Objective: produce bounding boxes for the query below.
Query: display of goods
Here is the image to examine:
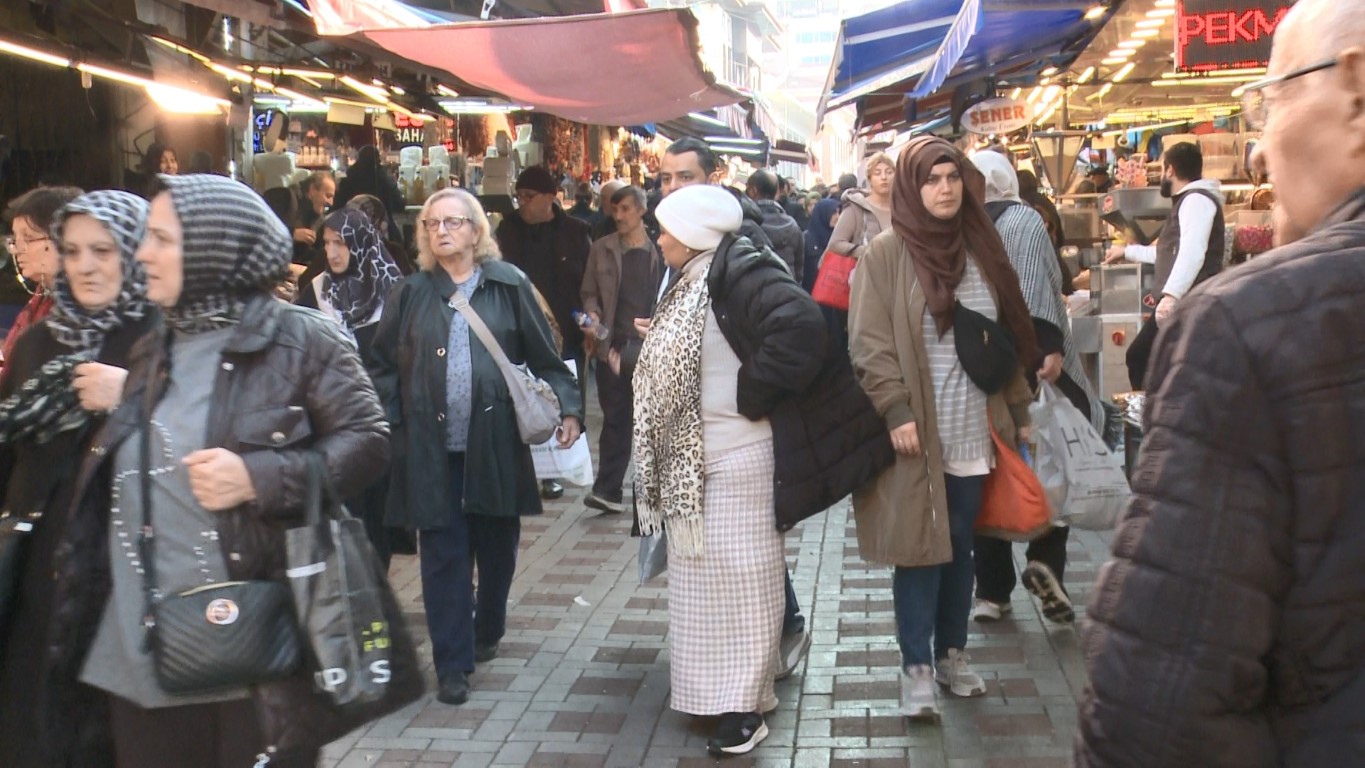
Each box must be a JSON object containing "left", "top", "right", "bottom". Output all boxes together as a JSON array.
[{"left": 1235, "top": 225, "right": 1274, "bottom": 255}]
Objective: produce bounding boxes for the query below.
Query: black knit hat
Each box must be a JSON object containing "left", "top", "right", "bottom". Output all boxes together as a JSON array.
[{"left": 515, "top": 165, "right": 558, "bottom": 195}]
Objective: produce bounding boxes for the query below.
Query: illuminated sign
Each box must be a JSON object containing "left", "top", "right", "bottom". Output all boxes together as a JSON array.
[
  {"left": 1176, "top": 0, "right": 1294, "bottom": 72},
  {"left": 962, "top": 97, "right": 1030, "bottom": 135}
]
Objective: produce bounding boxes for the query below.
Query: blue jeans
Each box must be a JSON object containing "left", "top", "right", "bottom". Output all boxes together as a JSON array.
[
  {"left": 419, "top": 453, "right": 521, "bottom": 680},
  {"left": 892, "top": 473, "right": 984, "bottom": 667}
]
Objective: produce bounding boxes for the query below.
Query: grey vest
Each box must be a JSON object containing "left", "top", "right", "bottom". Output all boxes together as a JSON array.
[{"left": 1154, "top": 187, "right": 1225, "bottom": 298}]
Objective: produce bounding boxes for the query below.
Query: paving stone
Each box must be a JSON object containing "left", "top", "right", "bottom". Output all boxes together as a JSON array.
[{"left": 327, "top": 381, "right": 1118, "bottom": 766}]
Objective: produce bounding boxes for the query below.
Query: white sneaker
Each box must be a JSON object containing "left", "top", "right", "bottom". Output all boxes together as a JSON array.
[
  {"left": 900, "top": 664, "right": 940, "bottom": 721},
  {"left": 972, "top": 598, "right": 1012, "bottom": 622},
  {"left": 935, "top": 649, "right": 987, "bottom": 698}
]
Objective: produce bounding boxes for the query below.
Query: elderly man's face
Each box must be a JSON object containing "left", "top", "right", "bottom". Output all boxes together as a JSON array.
[{"left": 1260, "top": 10, "right": 1365, "bottom": 235}]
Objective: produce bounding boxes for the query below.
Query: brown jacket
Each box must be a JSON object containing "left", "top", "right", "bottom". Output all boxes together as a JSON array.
[
  {"left": 848, "top": 230, "right": 1032, "bottom": 567},
  {"left": 579, "top": 232, "right": 662, "bottom": 362},
  {"left": 829, "top": 190, "right": 891, "bottom": 260}
]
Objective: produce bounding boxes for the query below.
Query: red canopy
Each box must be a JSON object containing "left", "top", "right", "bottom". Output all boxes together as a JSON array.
[{"left": 312, "top": 2, "right": 743, "bottom": 125}]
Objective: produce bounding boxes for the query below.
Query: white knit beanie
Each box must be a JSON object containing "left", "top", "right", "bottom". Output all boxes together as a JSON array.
[{"left": 655, "top": 184, "right": 743, "bottom": 252}]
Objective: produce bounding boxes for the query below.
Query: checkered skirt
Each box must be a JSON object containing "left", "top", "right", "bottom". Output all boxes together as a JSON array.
[{"left": 666, "top": 438, "right": 784, "bottom": 715}]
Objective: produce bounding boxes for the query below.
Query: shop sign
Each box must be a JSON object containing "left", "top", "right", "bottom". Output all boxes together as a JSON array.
[
  {"left": 1176, "top": 0, "right": 1293, "bottom": 72},
  {"left": 393, "top": 114, "right": 426, "bottom": 146},
  {"left": 961, "top": 98, "right": 1029, "bottom": 135}
]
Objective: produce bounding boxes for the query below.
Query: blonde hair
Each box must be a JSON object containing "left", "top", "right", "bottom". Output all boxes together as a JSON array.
[
  {"left": 415, "top": 188, "right": 501, "bottom": 271},
  {"left": 866, "top": 152, "right": 895, "bottom": 176}
]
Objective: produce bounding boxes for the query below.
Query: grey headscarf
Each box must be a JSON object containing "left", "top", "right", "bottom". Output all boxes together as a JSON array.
[
  {"left": 156, "top": 174, "right": 292, "bottom": 334},
  {"left": 45, "top": 190, "right": 152, "bottom": 357}
]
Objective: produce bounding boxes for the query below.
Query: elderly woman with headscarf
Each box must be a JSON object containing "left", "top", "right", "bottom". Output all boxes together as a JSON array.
[
  {"left": 635, "top": 185, "right": 892, "bottom": 757},
  {"left": 370, "top": 188, "right": 582, "bottom": 708},
  {"left": 848, "top": 136, "right": 1037, "bottom": 723},
  {"left": 966, "top": 151, "right": 1105, "bottom": 629},
  {"left": 49, "top": 174, "right": 418, "bottom": 767},
  {"left": 0, "top": 190, "right": 158, "bottom": 767},
  {"left": 2, "top": 186, "right": 84, "bottom": 365}
]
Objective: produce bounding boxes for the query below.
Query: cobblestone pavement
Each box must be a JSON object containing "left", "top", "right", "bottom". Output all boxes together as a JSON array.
[{"left": 325, "top": 394, "right": 1112, "bottom": 768}]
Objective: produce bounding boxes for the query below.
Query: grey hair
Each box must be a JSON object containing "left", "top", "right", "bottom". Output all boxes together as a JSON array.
[
  {"left": 415, "top": 188, "right": 501, "bottom": 271},
  {"left": 1282, "top": 0, "right": 1365, "bottom": 61}
]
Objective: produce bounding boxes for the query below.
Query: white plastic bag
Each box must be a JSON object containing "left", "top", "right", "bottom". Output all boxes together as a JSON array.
[
  {"left": 1029, "top": 382, "right": 1130, "bottom": 530},
  {"left": 637, "top": 529, "right": 667, "bottom": 585},
  {"left": 531, "top": 432, "right": 594, "bottom": 486}
]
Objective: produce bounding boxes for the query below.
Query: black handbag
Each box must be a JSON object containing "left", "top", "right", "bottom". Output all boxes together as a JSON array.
[
  {"left": 0, "top": 512, "right": 39, "bottom": 643},
  {"left": 286, "top": 454, "right": 395, "bottom": 706},
  {"left": 138, "top": 419, "right": 303, "bottom": 695},
  {"left": 953, "top": 301, "right": 1018, "bottom": 395}
]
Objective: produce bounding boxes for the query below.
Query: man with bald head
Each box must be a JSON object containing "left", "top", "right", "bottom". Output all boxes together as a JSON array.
[
  {"left": 590, "top": 179, "right": 627, "bottom": 242},
  {"left": 1075, "top": 2, "right": 1365, "bottom": 765}
]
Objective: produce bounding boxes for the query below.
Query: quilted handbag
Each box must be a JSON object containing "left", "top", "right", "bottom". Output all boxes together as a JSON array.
[{"left": 138, "top": 419, "right": 302, "bottom": 695}]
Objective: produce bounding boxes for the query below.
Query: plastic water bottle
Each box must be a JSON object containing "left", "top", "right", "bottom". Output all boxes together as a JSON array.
[{"left": 573, "top": 311, "right": 610, "bottom": 341}]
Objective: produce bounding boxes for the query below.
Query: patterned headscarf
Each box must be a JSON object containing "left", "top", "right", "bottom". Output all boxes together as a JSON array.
[
  {"left": 46, "top": 190, "right": 152, "bottom": 357},
  {"left": 321, "top": 208, "right": 403, "bottom": 329},
  {"left": 156, "top": 174, "right": 291, "bottom": 334}
]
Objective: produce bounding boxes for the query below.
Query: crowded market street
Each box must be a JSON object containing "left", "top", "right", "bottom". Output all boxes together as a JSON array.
[{"left": 322, "top": 395, "right": 1098, "bottom": 768}]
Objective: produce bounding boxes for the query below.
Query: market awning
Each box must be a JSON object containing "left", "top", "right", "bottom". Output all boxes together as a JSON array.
[
  {"left": 310, "top": 0, "right": 744, "bottom": 125},
  {"left": 819, "top": 0, "right": 1110, "bottom": 122}
]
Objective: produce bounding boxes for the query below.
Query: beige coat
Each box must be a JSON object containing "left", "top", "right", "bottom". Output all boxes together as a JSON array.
[{"left": 848, "top": 230, "right": 1033, "bottom": 568}]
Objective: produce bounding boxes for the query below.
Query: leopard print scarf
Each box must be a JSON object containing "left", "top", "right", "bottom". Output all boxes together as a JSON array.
[{"left": 633, "top": 258, "right": 710, "bottom": 557}]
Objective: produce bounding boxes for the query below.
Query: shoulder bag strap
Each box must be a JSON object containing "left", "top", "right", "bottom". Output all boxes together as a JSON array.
[
  {"left": 449, "top": 291, "right": 525, "bottom": 396},
  {"left": 137, "top": 399, "right": 159, "bottom": 650}
]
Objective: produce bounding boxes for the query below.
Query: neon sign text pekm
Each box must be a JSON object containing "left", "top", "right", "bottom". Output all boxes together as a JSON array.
[{"left": 1175, "top": 1, "right": 1292, "bottom": 72}]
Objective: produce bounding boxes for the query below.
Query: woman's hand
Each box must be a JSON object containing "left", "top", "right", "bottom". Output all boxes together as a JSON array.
[
  {"left": 607, "top": 347, "right": 622, "bottom": 376},
  {"left": 1018, "top": 425, "right": 1034, "bottom": 443},
  {"left": 1038, "top": 353, "right": 1063, "bottom": 384},
  {"left": 183, "top": 448, "right": 258, "bottom": 511},
  {"left": 890, "top": 422, "right": 921, "bottom": 457},
  {"left": 293, "top": 228, "right": 316, "bottom": 245},
  {"left": 633, "top": 317, "right": 651, "bottom": 339},
  {"left": 72, "top": 362, "right": 128, "bottom": 413},
  {"left": 557, "top": 416, "right": 583, "bottom": 449}
]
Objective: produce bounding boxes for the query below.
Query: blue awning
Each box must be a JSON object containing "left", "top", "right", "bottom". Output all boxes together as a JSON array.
[{"left": 819, "top": 0, "right": 1106, "bottom": 121}]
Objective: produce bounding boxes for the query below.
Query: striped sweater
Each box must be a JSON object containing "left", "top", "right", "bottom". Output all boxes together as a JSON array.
[{"left": 923, "top": 257, "right": 994, "bottom": 473}]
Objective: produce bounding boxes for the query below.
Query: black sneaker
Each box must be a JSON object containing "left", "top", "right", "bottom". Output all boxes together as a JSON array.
[
  {"left": 539, "top": 480, "right": 564, "bottom": 500},
  {"left": 706, "top": 712, "right": 768, "bottom": 757},
  {"left": 1022, "top": 560, "right": 1075, "bottom": 624},
  {"left": 584, "top": 492, "right": 626, "bottom": 514},
  {"left": 475, "top": 642, "right": 499, "bottom": 663}
]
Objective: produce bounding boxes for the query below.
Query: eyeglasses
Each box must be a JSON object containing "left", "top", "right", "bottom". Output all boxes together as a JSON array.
[
  {"left": 3, "top": 235, "right": 50, "bottom": 252},
  {"left": 1239, "top": 58, "right": 1338, "bottom": 130},
  {"left": 421, "top": 216, "right": 471, "bottom": 233}
]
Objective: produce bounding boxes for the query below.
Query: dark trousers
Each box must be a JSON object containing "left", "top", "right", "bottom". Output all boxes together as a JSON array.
[
  {"left": 1126, "top": 316, "right": 1160, "bottom": 391},
  {"left": 351, "top": 472, "right": 393, "bottom": 569},
  {"left": 592, "top": 362, "right": 634, "bottom": 500},
  {"left": 893, "top": 474, "right": 982, "bottom": 666},
  {"left": 420, "top": 453, "right": 522, "bottom": 680},
  {"left": 109, "top": 696, "right": 318, "bottom": 767},
  {"left": 974, "top": 524, "right": 1070, "bottom": 604}
]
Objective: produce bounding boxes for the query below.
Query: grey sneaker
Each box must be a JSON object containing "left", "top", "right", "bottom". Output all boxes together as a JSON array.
[
  {"left": 935, "top": 649, "right": 986, "bottom": 698},
  {"left": 1022, "top": 560, "right": 1075, "bottom": 624},
  {"left": 900, "top": 664, "right": 940, "bottom": 721},
  {"left": 584, "top": 492, "right": 626, "bottom": 514},
  {"left": 775, "top": 630, "right": 811, "bottom": 680}
]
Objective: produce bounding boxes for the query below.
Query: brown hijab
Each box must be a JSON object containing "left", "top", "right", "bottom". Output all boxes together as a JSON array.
[{"left": 891, "top": 136, "right": 1037, "bottom": 367}]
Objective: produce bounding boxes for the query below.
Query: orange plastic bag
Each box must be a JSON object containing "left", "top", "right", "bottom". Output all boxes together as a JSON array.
[{"left": 976, "top": 424, "right": 1052, "bottom": 542}]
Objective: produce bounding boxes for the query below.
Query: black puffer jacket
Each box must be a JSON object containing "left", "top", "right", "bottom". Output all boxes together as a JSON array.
[
  {"left": 754, "top": 198, "right": 805, "bottom": 284},
  {"left": 1077, "top": 188, "right": 1365, "bottom": 768},
  {"left": 49, "top": 296, "right": 422, "bottom": 759},
  {"left": 707, "top": 235, "right": 894, "bottom": 530}
]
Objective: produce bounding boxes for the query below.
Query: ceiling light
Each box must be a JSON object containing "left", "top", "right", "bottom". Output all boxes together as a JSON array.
[
  {"left": 1146, "top": 8, "right": 1175, "bottom": 17},
  {"left": 340, "top": 75, "right": 390, "bottom": 104},
  {"left": 1108, "top": 49, "right": 1136, "bottom": 57},
  {"left": 1076, "top": 66, "right": 1096, "bottom": 83},
  {"left": 1084, "top": 5, "right": 1106, "bottom": 20},
  {"left": 1152, "top": 75, "right": 1265, "bottom": 86},
  {"left": 1084, "top": 83, "right": 1114, "bottom": 101},
  {"left": 1101, "top": 57, "right": 1128, "bottom": 65},
  {"left": 1132, "top": 29, "right": 1160, "bottom": 38},
  {"left": 1118, "top": 39, "right": 1147, "bottom": 49},
  {"left": 145, "top": 82, "right": 228, "bottom": 114},
  {"left": 1009, "top": 87, "right": 1022, "bottom": 99},
  {"left": 1112, "top": 62, "right": 1137, "bottom": 82},
  {"left": 1041, "top": 66, "right": 1058, "bottom": 77},
  {"left": 1154, "top": 0, "right": 1175, "bottom": 6},
  {"left": 1042, "top": 85, "right": 1061, "bottom": 103},
  {"left": 1026, "top": 86, "right": 1043, "bottom": 104},
  {"left": 1135, "top": 18, "right": 1166, "bottom": 28},
  {"left": 437, "top": 84, "right": 461, "bottom": 98},
  {"left": 0, "top": 38, "right": 72, "bottom": 68}
]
